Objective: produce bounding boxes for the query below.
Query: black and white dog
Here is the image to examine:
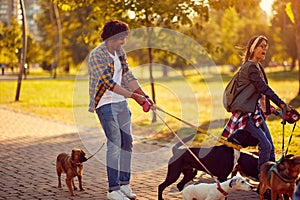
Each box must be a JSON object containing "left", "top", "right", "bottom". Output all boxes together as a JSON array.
[{"left": 158, "top": 135, "right": 258, "bottom": 200}]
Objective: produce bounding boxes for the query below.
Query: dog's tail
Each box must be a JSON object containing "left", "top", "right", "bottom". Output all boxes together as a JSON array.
[{"left": 172, "top": 134, "right": 195, "bottom": 154}]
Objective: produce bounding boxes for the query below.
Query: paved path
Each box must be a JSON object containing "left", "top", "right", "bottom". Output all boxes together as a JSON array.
[{"left": 0, "top": 106, "right": 260, "bottom": 199}]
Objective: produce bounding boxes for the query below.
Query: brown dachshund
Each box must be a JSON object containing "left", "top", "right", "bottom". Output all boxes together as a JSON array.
[
  {"left": 56, "top": 148, "right": 87, "bottom": 196},
  {"left": 259, "top": 154, "right": 300, "bottom": 200}
]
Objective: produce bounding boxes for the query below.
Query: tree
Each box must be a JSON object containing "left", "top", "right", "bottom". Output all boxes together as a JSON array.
[
  {"left": 36, "top": 1, "right": 56, "bottom": 73},
  {"left": 192, "top": 3, "right": 269, "bottom": 67},
  {"left": 0, "top": 18, "right": 22, "bottom": 69},
  {"left": 271, "top": 0, "right": 297, "bottom": 69},
  {"left": 36, "top": 0, "right": 93, "bottom": 74},
  {"left": 15, "top": 0, "right": 27, "bottom": 101},
  {"left": 54, "top": 0, "right": 211, "bottom": 121},
  {"left": 291, "top": 0, "right": 300, "bottom": 94}
]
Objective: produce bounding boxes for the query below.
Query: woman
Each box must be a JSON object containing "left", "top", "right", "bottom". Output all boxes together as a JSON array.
[{"left": 222, "top": 35, "right": 291, "bottom": 171}]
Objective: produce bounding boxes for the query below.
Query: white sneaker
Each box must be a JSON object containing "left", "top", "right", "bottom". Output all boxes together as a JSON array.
[
  {"left": 107, "top": 190, "right": 130, "bottom": 200},
  {"left": 120, "top": 184, "right": 137, "bottom": 199}
]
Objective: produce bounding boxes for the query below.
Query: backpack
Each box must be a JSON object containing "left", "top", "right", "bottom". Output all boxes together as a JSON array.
[
  {"left": 223, "top": 72, "right": 239, "bottom": 112},
  {"left": 223, "top": 62, "right": 254, "bottom": 112}
]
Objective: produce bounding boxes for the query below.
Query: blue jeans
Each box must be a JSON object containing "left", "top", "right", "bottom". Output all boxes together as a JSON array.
[
  {"left": 294, "top": 183, "right": 300, "bottom": 200},
  {"left": 96, "top": 101, "right": 133, "bottom": 191},
  {"left": 244, "top": 115, "right": 275, "bottom": 170}
]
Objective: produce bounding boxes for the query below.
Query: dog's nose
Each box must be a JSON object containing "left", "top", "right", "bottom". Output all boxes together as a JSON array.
[
  {"left": 250, "top": 185, "right": 255, "bottom": 190},
  {"left": 81, "top": 156, "right": 88, "bottom": 162}
]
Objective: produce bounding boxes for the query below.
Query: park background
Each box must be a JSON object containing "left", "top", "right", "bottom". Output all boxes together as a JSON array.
[{"left": 1, "top": 0, "right": 300, "bottom": 156}]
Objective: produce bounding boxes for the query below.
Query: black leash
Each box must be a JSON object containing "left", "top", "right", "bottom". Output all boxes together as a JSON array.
[
  {"left": 281, "top": 107, "right": 286, "bottom": 158},
  {"left": 279, "top": 106, "right": 298, "bottom": 157},
  {"left": 86, "top": 142, "right": 105, "bottom": 161},
  {"left": 285, "top": 122, "right": 297, "bottom": 155}
]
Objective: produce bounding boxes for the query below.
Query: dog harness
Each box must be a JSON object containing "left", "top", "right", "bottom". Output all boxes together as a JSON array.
[{"left": 268, "top": 164, "right": 296, "bottom": 183}]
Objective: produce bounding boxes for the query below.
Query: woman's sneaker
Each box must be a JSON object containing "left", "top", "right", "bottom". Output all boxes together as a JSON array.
[
  {"left": 107, "top": 190, "right": 130, "bottom": 200},
  {"left": 120, "top": 185, "right": 137, "bottom": 199}
]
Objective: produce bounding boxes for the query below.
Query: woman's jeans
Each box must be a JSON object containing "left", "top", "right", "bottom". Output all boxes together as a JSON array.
[
  {"left": 294, "top": 183, "right": 300, "bottom": 200},
  {"left": 96, "top": 101, "right": 133, "bottom": 191},
  {"left": 244, "top": 116, "right": 275, "bottom": 170}
]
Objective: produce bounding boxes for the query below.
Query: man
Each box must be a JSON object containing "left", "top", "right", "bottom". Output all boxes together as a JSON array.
[{"left": 88, "top": 19, "right": 152, "bottom": 200}]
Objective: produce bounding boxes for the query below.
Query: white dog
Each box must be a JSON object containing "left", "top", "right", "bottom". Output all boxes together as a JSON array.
[{"left": 181, "top": 176, "right": 253, "bottom": 200}]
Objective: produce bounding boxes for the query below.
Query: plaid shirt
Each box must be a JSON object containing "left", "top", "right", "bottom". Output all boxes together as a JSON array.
[
  {"left": 222, "top": 105, "right": 263, "bottom": 138},
  {"left": 88, "top": 42, "right": 136, "bottom": 112}
]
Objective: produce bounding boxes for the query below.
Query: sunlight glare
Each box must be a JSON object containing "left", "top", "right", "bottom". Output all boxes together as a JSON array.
[
  {"left": 260, "top": 0, "right": 274, "bottom": 16},
  {"left": 128, "top": 10, "right": 136, "bottom": 19}
]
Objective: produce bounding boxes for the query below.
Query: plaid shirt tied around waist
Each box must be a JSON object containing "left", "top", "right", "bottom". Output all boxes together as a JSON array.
[
  {"left": 222, "top": 105, "right": 263, "bottom": 138},
  {"left": 88, "top": 43, "right": 136, "bottom": 112}
]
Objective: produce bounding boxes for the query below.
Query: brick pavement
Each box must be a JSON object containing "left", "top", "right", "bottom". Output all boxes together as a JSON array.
[{"left": 0, "top": 106, "right": 260, "bottom": 199}]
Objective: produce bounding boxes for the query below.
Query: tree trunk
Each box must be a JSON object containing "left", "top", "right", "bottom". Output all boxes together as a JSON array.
[
  {"left": 147, "top": 27, "right": 156, "bottom": 122},
  {"left": 15, "top": 0, "right": 27, "bottom": 101},
  {"left": 53, "top": 2, "right": 62, "bottom": 79},
  {"left": 49, "top": 1, "right": 62, "bottom": 79},
  {"left": 291, "top": 0, "right": 300, "bottom": 95}
]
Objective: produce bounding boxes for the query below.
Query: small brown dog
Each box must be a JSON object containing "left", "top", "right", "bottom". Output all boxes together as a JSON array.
[
  {"left": 259, "top": 154, "right": 300, "bottom": 200},
  {"left": 56, "top": 148, "right": 87, "bottom": 196}
]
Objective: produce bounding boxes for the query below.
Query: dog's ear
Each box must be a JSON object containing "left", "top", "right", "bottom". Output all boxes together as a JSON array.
[
  {"left": 291, "top": 155, "right": 300, "bottom": 164},
  {"left": 285, "top": 154, "right": 294, "bottom": 159},
  {"left": 229, "top": 177, "right": 238, "bottom": 188}
]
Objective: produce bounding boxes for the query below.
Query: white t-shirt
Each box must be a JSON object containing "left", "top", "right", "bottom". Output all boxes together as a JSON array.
[{"left": 96, "top": 51, "right": 125, "bottom": 108}]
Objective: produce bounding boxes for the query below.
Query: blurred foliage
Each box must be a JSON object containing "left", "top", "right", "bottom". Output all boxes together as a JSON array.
[
  {"left": 271, "top": 0, "right": 297, "bottom": 69},
  {"left": 1, "top": 0, "right": 300, "bottom": 75},
  {"left": 0, "top": 17, "right": 42, "bottom": 69},
  {"left": 0, "top": 18, "right": 22, "bottom": 65}
]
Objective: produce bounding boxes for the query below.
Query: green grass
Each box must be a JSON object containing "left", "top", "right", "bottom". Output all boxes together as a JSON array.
[
  {"left": 0, "top": 79, "right": 75, "bottom": 122},
  {"left": 1, "top": 66, "right": 299, "bottom": 156}
]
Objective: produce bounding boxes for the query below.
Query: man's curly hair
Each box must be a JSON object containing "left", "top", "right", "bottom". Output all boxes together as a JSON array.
[{"left": 101, "top": 19, "right": 130, "bottom": 41}]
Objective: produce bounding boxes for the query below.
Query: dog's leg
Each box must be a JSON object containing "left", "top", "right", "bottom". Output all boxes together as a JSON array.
[
  {"left": 259, "top": 183, "right": 266, "bottom": 200},
  {"left": 158, "top": 163, "right": 182, "bottom": 200},
  {"left": 271, "top": 191, "right": 278, "bottom": 200},
  {"left": 177, "top": 168, "right": 197, "bottom": 191},
  {"left": 56, "top": 165, "right": 62, "bottom": 188},
  {"left": 278, "top": 194, "right": 285, "bottom": 200},
  {"left": 285, "top": 193, "right": 292, "bottom": 200},
  {"left": 72, "top": 178, "right": 77, "bottom": 191},
  {"left": 66, "top": 176, "right": 75, "bottom": 196},
  {"left": 78, "top": 175, "right": 84, "bottom": 191}
]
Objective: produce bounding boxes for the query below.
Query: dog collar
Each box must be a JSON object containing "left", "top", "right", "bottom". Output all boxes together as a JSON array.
[{"left": 217, "top": 182, "right": 228, "bottom": 196}]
